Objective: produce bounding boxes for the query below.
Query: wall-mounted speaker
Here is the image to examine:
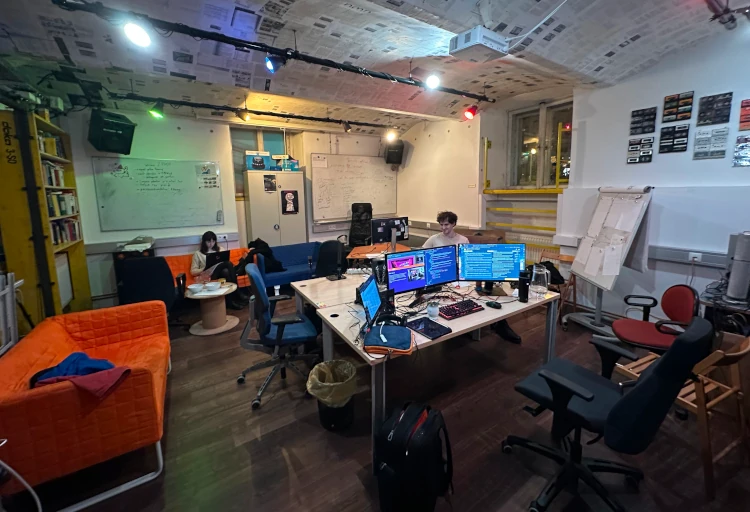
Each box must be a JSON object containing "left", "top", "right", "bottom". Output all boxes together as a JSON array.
[
  {"left": 384, "top": 140, "right": 405, "bottom": 165},
  {"left": 88, "top": 110, "right": 136, "bottom": 155}
]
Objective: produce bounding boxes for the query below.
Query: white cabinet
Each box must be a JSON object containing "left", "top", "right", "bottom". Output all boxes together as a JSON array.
[{"left": 245, "top": 171, "right": 307, "bottom": 246}]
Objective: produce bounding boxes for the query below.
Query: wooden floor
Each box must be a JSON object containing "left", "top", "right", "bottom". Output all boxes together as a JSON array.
[{"left": 5, "top": 298, "right": 750, "bottom": 512}]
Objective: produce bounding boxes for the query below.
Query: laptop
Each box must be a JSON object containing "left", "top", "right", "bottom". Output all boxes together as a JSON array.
[
  {"left": 360, "top": 274, "right": 382, "bottom": 329},
  {"left": 205, "top": 250, "right": 230, "bottom": 268},
  {"left": 405, "top": 317, "right": 452, "bottom": 340}
]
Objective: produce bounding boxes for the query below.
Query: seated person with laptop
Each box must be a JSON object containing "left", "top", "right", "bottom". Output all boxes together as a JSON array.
[
  {"left": 422, "top": 211, "right": 521, "bottom": 344},
  {"left": 191, "top": 231, "right": 247, "bottom": 309}
]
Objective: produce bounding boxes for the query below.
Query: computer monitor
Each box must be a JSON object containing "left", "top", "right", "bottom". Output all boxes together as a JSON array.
[
  {"left": 458, "top": 244, "right": 526, "bottom": 282},
  {"left": 385, "top": 246, "right": 458, "bottom": 295},
  {"left": 371, "top": 217, "right": 409, "bottom": 244},
  {"left": 360, "top": 275, "right": 382, "bottom": 328}
]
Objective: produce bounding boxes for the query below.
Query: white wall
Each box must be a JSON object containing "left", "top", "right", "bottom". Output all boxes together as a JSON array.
[
  {"left": 561, "top": 26, "right": 750, "bottom": 317},
  {"left": 398, "top": 119, "right": 483, "bottom": 228},
  {"left": 62, "top": 112, "right": 238, "bottom": 245}
]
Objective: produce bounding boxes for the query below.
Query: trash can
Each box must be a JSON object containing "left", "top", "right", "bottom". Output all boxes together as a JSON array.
[{"left": 307, "top": 360, "right": 357, "bottom": 431}]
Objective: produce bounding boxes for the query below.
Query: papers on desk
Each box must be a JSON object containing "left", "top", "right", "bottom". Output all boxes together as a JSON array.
[{"left": 190, "top": 288, "right": 227, "bottom": 298}]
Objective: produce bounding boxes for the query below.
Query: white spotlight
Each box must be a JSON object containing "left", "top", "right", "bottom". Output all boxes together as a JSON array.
[
  {"left": 124, "top": 22, "right": 151, "bottom": 47},
  {"left": 385, "top": 130, "right": 397, "bottom": 142},
  {"left": 425, "top": 74, "right": 440, "bottom": 89}
]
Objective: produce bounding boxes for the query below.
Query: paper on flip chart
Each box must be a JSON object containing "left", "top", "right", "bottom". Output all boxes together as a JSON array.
[
  {"left": 312, "top": 155, "right": 328, "bottom": 167},
  {"left": 584, "top": 247, "right": 605, "bottom": 276},
  {"left": 615, "top": 205, "right": 640, "bottom": 233},
  {"left": 573, "top": 238, "right": 594, "bottom": 267},
  {"left": 602, "top": 245, "right": 623, "bottom": 276},
  {"left": 587, "top": 196, "right": 612, "bottom": 238}
]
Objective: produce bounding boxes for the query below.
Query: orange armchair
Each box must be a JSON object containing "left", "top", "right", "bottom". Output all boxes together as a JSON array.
[{"left": 0, "top": 301, "right": 170, "bottom": 510}]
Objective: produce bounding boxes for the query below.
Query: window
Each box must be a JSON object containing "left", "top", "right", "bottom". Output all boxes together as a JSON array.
[
  {"left": 230, "top": 128, "right": 259, "bottom": 196},
  {"left": 509, "top": 101, "right": 573, "bottom": 188}
]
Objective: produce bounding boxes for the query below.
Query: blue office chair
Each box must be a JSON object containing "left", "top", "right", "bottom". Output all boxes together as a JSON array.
[{"left": 237, "top": 263, "right": 319, "bottom": 410}]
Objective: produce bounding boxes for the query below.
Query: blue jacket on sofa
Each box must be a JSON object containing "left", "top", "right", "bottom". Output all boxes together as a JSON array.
[{"left": 252, "top": 241, "right": 321, "bottom": 288}]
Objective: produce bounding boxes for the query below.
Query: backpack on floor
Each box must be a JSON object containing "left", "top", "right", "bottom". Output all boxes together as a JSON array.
[{"left": 375, "top": 402, "right": 453, "bottom": 512}]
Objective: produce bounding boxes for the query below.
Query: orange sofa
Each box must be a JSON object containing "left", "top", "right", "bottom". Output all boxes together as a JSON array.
[
  {"left": 0, "top": 301, "right": 170, "bottom": 504},
  {"left": 164, "top": 248, "right": 252, "bottom": 288}
]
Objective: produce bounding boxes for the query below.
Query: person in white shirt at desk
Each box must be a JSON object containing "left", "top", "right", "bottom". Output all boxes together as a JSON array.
[
  {"left": 422, "top": 211, "right": 469, "bottom": 248},
  {"left": 423, "top": 211, "right": 521, "bottom": 345}
]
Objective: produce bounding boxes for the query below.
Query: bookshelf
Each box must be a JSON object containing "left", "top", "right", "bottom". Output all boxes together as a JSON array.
[{"left": 0, "top": 111, "right": 91, "bottom": 329}]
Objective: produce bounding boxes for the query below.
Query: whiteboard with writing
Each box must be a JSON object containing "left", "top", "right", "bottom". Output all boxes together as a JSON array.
[
  {"left": 311, "top": 153, "right": 397, "bottom": 221},
  {"left": 93, "top": 157, "right": 224, "bottom": 231}
]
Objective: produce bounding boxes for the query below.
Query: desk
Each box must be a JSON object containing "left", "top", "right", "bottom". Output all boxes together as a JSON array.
[
  {"left": 291, "top": 274, "right": 369, "bottom": 333},
  {"left": 185, "top": 283, "right": 239, "bottom": 335},
  {"left": 346, "top": 243, "right": 411, "bottom": 260},
  {"left": 317, "top": 285, "right": 560, "bottom": 468}
]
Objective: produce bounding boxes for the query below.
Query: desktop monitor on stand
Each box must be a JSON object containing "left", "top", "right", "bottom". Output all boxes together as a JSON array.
[
  {"left": 458, "top": 244, "right": 526, "bottom": 295},
  {"left": 371, "top": 217, "right": 409, "bottom": 252},
  {"left": 385, "top": 246, "right": 458, "bottom": 295}
]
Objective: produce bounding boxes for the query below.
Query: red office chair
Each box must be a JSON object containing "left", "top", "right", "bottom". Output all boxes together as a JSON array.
[{"left": 611, "top": 285, "right": 699, "bottom": 353}]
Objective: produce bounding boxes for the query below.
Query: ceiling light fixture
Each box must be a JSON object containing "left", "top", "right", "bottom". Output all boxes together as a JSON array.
[
  {"left": 425, "top": 74, "right": 440, "bottom": 89},
  {"left": 51, "top": 0, "right": 495, "bottom": 104},
  {"left": 236, "top": 110, "right": 251, "bottom": 122},
  {"left": 463, "top": 105, "right": 478, "bottom": 120},
  {"left": 148, "top": 101, "right": 164, "bottom": 119},
  {"left": 385, "top": 130, "right": 398, "bottom": 142},
  {"left": 343, "top": 121, "right": 352, "bottom": 133},
  {"left": 265, "top": 54, "right": 287, "bottom": 74},
  {"left": 123, "top": 22, "right": 151, "bottom": 47},
  {"left": 108, "top": 92, "right": 391, "bottom": 130}
]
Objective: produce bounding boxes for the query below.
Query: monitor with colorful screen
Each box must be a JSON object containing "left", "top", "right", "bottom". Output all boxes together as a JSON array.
[
  {"left": 458, "top": 244, "right": 526, "bottom": 282},
  {"left": 359, "top": 274, "right": 382, "bottom": 328},
  {"left": 385, "top": 246, "right": 458, "bottom": 294}
]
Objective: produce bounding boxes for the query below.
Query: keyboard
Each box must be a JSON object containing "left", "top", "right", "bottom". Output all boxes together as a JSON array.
[{"left": 439, "top": 299, "right": 484, "bottom": 320}]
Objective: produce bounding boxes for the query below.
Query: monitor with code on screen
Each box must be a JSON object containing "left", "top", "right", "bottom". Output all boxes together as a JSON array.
[
  {"left": 385, "top": 246, "right": 457, "bottom": 294},
  {"left": 458, "top": 244, "right": 526, "bottom": 282}
]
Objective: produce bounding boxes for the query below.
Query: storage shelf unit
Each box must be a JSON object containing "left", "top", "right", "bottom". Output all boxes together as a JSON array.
[{"left": 0, "top": 111, "right": 91, "bottom": 329}]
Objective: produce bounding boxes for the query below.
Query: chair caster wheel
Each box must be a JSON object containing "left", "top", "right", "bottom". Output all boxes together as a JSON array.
[
  {"left": 562, "top": 324, "right": 568, "bottom": 332},
  {"left": 625, "top": 475, "right": 642, "bottom": 490},
  {"left": 501, "top": 440, "right": 513, "bottom": 454},
  {"left": 529, "top": 501, "right": 543, "bottom": 512},
  {"left": 237, "top": 375, "right": 246, "bottom": 384},
  {"left": 251, "top": 398, "right": 261, "bottom": 410}
]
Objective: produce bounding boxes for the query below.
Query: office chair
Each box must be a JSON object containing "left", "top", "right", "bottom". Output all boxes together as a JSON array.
[
  {"left": 237, "top": 264, "right": 319, "bottom": 410},
  {"left": 119, "top": 257, "right": 188, "bottom": 327},
  {"left": 503, "top": 317, "right": 714, "bottom": 512},
  {"left": 314, "top": 240, "right": 349, "bottom": 278},
  {"left": 349, "top": 202, "right": 373, "bottom": 248},
  {"left": 612, "top": 284, "right": 699, "bottom": 353}
]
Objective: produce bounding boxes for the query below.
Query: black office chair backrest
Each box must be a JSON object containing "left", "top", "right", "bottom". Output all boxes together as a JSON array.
[
  {"left": 120, "top": 257, "right": 177, "bottom": 310},
  {"left": 349, "top": 203, "right": 373, "bottom": 247},
  {"left": 315, "top": 240, "right": 348, "bottom": 277},
  {"left": 604, "top": 317, "right": 714, "bottom": 455}
]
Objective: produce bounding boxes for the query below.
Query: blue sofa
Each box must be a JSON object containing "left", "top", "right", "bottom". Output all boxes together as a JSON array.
[{"left": 251, "top": 241, "right": 321, "bottom": 288}]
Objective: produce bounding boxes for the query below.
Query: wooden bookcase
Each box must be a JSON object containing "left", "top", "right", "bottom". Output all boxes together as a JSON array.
[{"left": 0, "top": 110, "right": 91, "bottom": 330}]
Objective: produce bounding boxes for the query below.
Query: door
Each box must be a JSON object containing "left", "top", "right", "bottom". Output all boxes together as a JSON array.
[
  {"left": 246, "top": 171, "right": 281, "bottom": 246},
  {"left": 275, "top": 172, "right": 307, "bottom": 245}
]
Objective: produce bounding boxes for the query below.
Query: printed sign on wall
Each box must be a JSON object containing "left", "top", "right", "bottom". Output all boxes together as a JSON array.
[
  {"left": 662, "top": 91, "right": 693, "bottom": 123},
  {"left": 693, "top": 127, "right": 729, "bottom": 160},
  {"left": 626, "top": 137, "right": 654, "bottom": 164},
  {"left": 697, "top": 92, "right": 733, "bottom": 126},
  {"left": 659, "top": 124, "right": 689, "bottom": 153},
  {"left": 630, "top": 107, "right": 657, "bottom": 135},
  {"left": 740, "top": 99, "right": 750, "bottom": 131}
]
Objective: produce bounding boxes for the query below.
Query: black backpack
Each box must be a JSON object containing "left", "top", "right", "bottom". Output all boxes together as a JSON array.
[{"left": 375, "top": 402, "right": 453, "bottom": 512}]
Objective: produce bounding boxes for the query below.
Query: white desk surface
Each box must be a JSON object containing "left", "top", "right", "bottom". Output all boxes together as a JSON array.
[
  {"left": 317, "top": 285, "right": 559, "bottom": 366},
  {"left": 291, "top": 274, "right": 369, "bottom": 308}
]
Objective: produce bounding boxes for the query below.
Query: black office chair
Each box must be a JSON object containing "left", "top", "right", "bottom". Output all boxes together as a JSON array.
[
  {"left": 349, "top": 202, "right": 373, "bottom": 248},
  {"left": 503, "top": 317, "right": 714, "bottom": 512},
  {"left": 119, "top": 257, "right": 188, "bottom": 327},
  {"left": 314, "top": 240, "right": 348, "bottom": 278}
]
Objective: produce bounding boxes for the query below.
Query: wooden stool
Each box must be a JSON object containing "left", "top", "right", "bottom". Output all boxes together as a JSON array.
[{"left": 616, "top": 332, "right": 750, "bottom": 499}]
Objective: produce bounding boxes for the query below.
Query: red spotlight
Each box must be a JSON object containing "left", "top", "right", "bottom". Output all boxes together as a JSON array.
[
  {"left": 564, "top": 123, "right": 571, "bottom": 130},
  {"left": 463, "top": 105, "right": 478, "bottom": 120}
]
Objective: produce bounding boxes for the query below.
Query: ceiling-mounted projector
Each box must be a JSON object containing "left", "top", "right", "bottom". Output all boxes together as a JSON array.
[{"left": 449, "top": 25, "right": 510, "bottom": 62}]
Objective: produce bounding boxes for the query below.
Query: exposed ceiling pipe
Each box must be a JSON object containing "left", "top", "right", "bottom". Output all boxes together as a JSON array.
[{"left": 705, "top": 0, "right": 738, "bottom": 29}]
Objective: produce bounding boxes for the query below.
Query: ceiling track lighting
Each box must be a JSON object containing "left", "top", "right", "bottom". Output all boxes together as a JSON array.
[
  {"left": 385, "top": 130, "right": 398, "bottom": 142},
  {"left": 343, "top": 121, "right": 352, "bottom": 133},
  {"left": 51, "top": 0, "right": 495, "bottom": 104},
  {"left": 112, "top": 92, "right": 390, "bottom": 129},
  {"left": 265, "top": 54, "right": 288, "bottom": 74},
  {"left": 123, "top": 22, "right": 151, "bottom": 47},
  {"left": 148, "top": 101, "right": 164, "bottom": 119},
  {"left": 463, "top": 105, "right": 478, "bottom": 120}
]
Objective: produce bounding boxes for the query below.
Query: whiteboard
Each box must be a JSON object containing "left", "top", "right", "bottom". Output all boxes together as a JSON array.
[
  {"left": 571, "top": 186, "right": 652, "bottom": 291},
  {"left": 93, "top": 158, "right": 224, "bottom": 231},
  {"left": 311, "top": 153, "right": 397, "bottom": 221}
]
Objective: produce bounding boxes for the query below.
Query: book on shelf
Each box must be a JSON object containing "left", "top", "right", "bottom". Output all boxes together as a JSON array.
[
  {"left": 50, "top": 218, "right": 81, "bottom": 246},
  {"left": 43, "top": 161, "right": 66, "bottom": 187},
  {"left": 46, "top": 191, "right": 77, "bottom": 218},
  {"left": 37, "top": 131, "right": 66, "bottom": 159}
]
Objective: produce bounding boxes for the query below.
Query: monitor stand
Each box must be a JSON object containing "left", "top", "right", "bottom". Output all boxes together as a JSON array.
[
  {"left": 420, "top": 285, "right": 442, "bottom": 295},
  {"left": 477, "top": 282, "right": 509, "bottom": 297},
  {"left": 388, "top": 227, "right": 397, "bottom": 253}
]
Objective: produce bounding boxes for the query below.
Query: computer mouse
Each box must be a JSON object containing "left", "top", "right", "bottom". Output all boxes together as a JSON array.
[{"left": 486, "top": 301, "right": 502, "bottom": 309}]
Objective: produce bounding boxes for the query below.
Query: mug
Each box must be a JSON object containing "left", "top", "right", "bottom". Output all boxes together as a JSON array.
[{"left": 427, "top": 301, "right": 440, "bottom": 319}]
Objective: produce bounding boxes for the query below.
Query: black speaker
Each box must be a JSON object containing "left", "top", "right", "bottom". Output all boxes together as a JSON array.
[
  {"left": 384, "top": 140, "right": 405, "bottom": 164},
  {"left": 88, "top": 110, "right": 136, "bottom": 154}
]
